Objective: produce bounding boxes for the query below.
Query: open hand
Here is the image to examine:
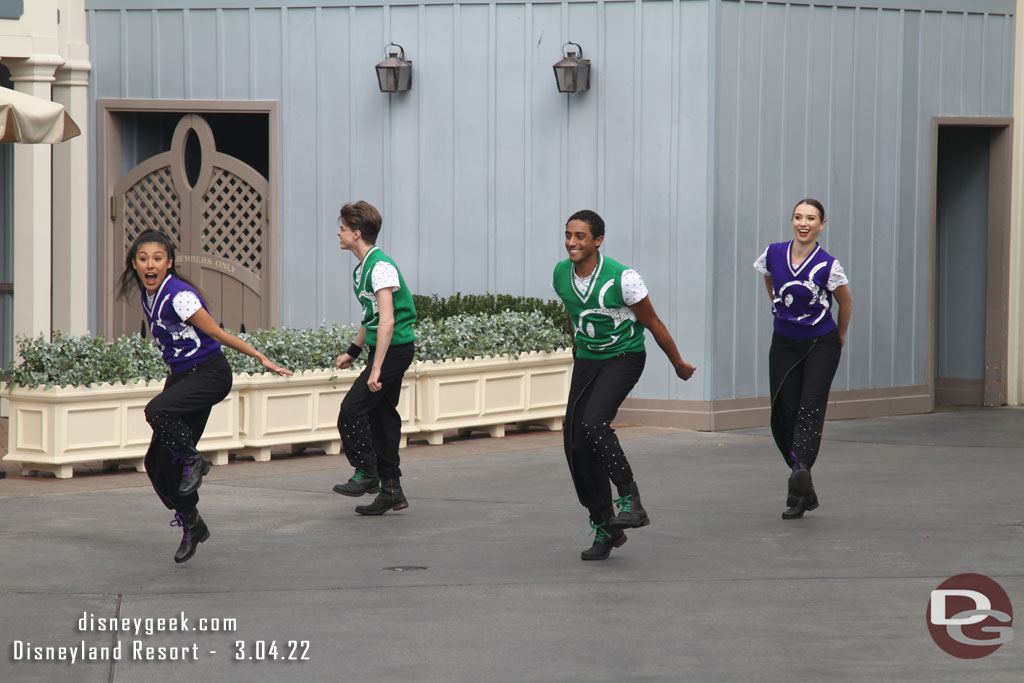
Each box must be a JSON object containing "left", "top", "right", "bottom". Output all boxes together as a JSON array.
[{"left": 261, "top": 356, "right": 293, "bottom": 376}]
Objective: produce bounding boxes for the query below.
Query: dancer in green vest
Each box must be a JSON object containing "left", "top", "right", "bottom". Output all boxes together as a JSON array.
[
  {"left": 331, "top": 201, "right": 417, "bottom": 515},
  {"left": 553, "top": 210, "right": 696, "bottom": 560}
]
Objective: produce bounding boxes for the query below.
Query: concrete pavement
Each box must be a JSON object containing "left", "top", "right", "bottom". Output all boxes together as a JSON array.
[{"left": 1, "top": 409, "right": 1022, "bottom": 682}]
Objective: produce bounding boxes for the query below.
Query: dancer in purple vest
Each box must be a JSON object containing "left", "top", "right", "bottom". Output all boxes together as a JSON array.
[
  {"left": 754, "top": 199, "right": 852, "bottom": 519},
  {"left": 117, "top": 230, "right": 291, "bottom": 563}
]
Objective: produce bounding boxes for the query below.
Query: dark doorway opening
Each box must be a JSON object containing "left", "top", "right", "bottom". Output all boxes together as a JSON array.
[{"left": 933, "top": 120, "right": 1011, "bottom": 407}]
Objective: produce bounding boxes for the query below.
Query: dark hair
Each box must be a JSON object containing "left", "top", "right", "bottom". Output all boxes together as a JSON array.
[
  {"left": 566, "top": 209, "right": 605, "bottom": 240},
  {"left": 116, "top": 230, "right": 199, "bottom": 300},
  {"left": 339, "top": 200, "right": 383, "bottom": 244},
  {"left": 792, "top": 198, "right": 826, "bottom": 222}
]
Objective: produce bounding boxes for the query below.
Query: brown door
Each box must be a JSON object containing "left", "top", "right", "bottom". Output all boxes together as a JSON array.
[{"left": 111, "top": 114, "right": 269, "bottom": 336}]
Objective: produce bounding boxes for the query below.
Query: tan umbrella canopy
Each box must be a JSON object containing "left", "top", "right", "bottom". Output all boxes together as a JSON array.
[{"left": 0, "top": 85, "right": 81, "bottom": 143}]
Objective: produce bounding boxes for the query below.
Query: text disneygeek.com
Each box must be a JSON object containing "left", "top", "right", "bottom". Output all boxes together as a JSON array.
[{"left": 10, "top": 612, "right": 310, "bottom": 664}]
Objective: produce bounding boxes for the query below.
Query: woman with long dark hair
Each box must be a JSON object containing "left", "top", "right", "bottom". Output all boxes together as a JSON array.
[
  {"left": 753, "top": 199, "right": 852, "bottom": 519},
  {"left": 118, "top": 230, "right": 291, "bottom": 562}
]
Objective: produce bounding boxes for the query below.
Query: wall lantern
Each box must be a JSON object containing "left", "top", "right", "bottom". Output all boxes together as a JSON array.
[
  {"left": 376, "top": 43, "right": 412, "bottom": 93},
  {"left": 553, "top": 42, "right": 590, "bottom": 94}
]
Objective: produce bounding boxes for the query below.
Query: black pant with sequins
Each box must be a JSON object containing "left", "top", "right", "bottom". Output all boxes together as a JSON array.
[
  {"left": 563, "top": 351, "right": 646, "bottom": 517},
  {"left": 337, "top": 342, "right": 415, "bottom": 480},
  {"left": 144, "top": 353, "right": 233, "bottom": 513},
  {"left": 768, "top": 329, "right": 842, "bottom": 470}
]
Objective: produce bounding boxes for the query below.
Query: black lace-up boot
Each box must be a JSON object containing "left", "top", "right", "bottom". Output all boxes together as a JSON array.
[
  {"left": 175, "top": 446, "right": 211, "bottom": 497},
  {"left": 607, "top": 482, "right": 651, "bottom": 530},
  {"left": 332, "top": 466, "right": 380, "bottom": 497},
  {"left": 581, "top": 507, "right": 627, "bottom": 561},
  {"left": 355, "top": 478, "right": 409, "bottom": 515},
  {"left": 171, "top": 509, "right": 210, "bottom": 563},
  {"left": 782, "top": 467, "right": 820, "bottom": 519}
]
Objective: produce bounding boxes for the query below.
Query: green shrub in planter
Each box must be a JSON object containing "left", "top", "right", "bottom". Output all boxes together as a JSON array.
[
  {"left": 226, "top": 312, "right": 570, "bottom": 372},
  {"left": 6, "top": 331, "right": 166, "bottom": 389},
  {"left": 413, "top": 310, "right": 570, "bottom": 362},
  {"left": 223, "top": 323, "right": 362, "bottom": 375},
  {"left": 413, "top": 293, "right": 565, "bottom": 330},
  {"left": 5, "top": 312, "right": 571, "bottom": 387}
]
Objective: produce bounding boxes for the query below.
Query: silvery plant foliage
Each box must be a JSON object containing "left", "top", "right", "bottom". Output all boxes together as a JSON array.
[
  {"left": 414, "top": 311, "right": 570, "bottom": 363},
  {"left": 223, "top": 323, "right": 361, "bottom": 375},
  {"left": 5, "top": 312, "right": 571, "bottom": 389},
  {"left": 7, "top": 332, "right": 166, "bottom": 389}
]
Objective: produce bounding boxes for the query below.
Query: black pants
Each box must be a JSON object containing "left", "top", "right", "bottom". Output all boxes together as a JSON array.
[
  {"left": 768, "top": 329, "right": 842, "bottom": 470},
  {"left": 337, "top": 342, "right": 415, "bottom": 480},
  {"left": 563, "top": 351, "right": 646, "bottom": 517},
  {"left": 144, "top": 354, "right": 233, "bottom": 513}
]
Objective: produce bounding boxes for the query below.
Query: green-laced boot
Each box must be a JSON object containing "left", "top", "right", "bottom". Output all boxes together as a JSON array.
[
  {"left": 332, "top": 467, "right": 380, "bottom": 497},
  {"left": 581, "top": 516, "right": 627, "bottom": 561},
  {"left": 607, "top": 482, "right": 651, "bottom": 530}
]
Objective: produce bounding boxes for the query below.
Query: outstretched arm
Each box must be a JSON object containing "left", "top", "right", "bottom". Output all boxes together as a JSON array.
[
  {"left": 187, "top": 307, "right": 293, "bottom": 376},
  {"left": 629, "top": 296, "right": 696, "bottom": 380}
]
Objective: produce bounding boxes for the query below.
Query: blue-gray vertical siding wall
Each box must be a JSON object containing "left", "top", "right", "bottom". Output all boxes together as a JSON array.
[
  {"left": 85, "top": 0, "right": 1015, "bottom": 404},
  {"left": 86, "top": 0, "right": 713, "bottom": 401},
  {"left": 714, "top": 0, "right": 1015, "bottom": 401}
]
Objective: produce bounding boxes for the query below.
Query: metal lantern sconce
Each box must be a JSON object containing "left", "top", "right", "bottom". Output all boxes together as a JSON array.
[
  {"left": 376, "top": 43, "right": 412, "bottom": 93},
  {"left": 553, "top": 42, "right": 590, "bottom": 94}
]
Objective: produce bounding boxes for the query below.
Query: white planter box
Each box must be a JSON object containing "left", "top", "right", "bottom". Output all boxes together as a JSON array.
[
  {"left": 2, "top": 349, "right": 568, "bottom": 477},
  {"left": 1, "top": 380, "right": 242, "bottom": 479},
  {"left": 236, "top": 368, "right": 417, "bottom": 461},
  {"left": 411, "top": 349, "right": 572, "bottom": 445}
]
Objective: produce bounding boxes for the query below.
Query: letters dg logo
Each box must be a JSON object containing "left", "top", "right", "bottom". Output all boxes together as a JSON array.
[{"left": 927, "top": 573, "right": 1013, "bottom": 658}]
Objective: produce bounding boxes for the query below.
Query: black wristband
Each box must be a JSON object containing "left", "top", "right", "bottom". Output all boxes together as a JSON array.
[{"left": 346, "top": 343, "right": 363, "bottom": 359}]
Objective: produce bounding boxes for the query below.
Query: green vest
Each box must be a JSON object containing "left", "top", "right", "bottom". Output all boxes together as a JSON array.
[
  {"left": 353, "top": 246, "right": 417, "bottom": 346},
  {"left": 552, "top": 253, "right": 646, "bottom": 359}
]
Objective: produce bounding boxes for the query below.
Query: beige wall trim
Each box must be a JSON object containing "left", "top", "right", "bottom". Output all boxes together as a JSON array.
[
  {"left": 935, "top": 378, "right": 984, "bottom": 406},
  {"left": 619, "top": 385, "right": 933, "bottom": 432},
  {"left": 95, "top": 99, "right": 281, "bottom": 337},
  {"left": 984, "top": 124, "right": 1012, "bottom": 405},
  {"left": 1009, "top": 0, "right": 1024, "bottom": 405},
  {"left": 52, "top": 57, "right": 92, "bottom": 336}
]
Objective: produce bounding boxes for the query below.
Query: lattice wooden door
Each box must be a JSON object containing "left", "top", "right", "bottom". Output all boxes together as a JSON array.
[{"left": 112, "top": 114, "right": 269, "bottom": 337}]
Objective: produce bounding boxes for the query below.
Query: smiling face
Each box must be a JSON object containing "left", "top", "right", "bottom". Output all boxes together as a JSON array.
[
  {"left": 133, "top": 241, "right": 173, "bottom": 295},
  {"left": 337, "top": 221, "right": 361, "bottom": 252},
  {"left": 791, "top": 202, "right": 825, "bottom": 247},
  {"left": 565, "top": 218, "right": 603, "bottom": 268}
]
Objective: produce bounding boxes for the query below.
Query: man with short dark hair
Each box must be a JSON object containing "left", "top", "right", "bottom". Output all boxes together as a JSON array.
[{"left": 553, "top": 209, "right": 696, "bottom": 560}]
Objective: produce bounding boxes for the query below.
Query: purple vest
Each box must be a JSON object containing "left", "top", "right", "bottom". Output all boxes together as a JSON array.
[
  {"left": 763, "top": 241, "right": 838, "bottom": 340},
  {"left": 142, "top": 275, "right": 223, "bottom": 373}
]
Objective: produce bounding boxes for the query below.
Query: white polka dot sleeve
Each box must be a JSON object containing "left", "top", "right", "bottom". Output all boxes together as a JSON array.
[
  {"left": 172, "top": 290, "right": 203, "bottom": 321},
  {"left": 371, "top": 261, "right": 401, "bottom": 293},
  {"left": 753, "top": 248, "right": 770, "bottom": 275},
  {"left": 827, "top": 260, "right": 849, "bottom": 291},
  {"left": 620, "top": 269, "right": 649, "bottom": 306}
]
